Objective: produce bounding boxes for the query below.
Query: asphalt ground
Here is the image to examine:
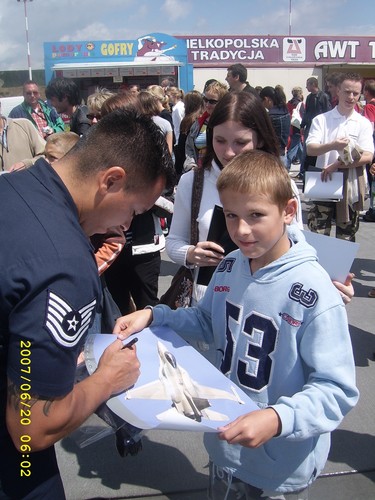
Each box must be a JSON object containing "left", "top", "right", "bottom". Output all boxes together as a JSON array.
[{"left": 2, "top": 164, "right": 375, "bottom": 499}]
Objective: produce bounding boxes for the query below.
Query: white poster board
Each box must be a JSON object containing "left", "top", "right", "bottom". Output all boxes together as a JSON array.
[
  {"left": 303, "top": 171, "right": 343, "bottom": 201},
  {"left": 303, "top": 230, "right": 359, "bottom": 283},
  {"left": 85, "top": 327, "right": 258, "bottom": 432}
]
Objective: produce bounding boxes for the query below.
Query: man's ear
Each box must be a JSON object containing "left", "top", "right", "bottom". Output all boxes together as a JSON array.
[
  {"left": 98, "top": 166, "right": 126, "bottom": 193},
  {"left": 284, "top": 198, "right": 298, "bottom": 224}
]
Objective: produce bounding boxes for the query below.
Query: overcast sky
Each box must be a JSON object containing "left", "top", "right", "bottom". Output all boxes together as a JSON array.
[{"left": 1, "top": 0, "right": 375, "bottom": 72}]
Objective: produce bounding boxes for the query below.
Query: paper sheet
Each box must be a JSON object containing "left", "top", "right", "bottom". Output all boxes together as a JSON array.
[
  {"left": 303, "top": 171, "right": 344, "bottom": 201},
  {"left": 303, "top": 230, "right": 359, "bottom": 283}
]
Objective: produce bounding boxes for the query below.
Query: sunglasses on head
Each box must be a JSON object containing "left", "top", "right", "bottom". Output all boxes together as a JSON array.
[
  {"left": 203, "top": 96, "right": 218, "bottom": 105},
  {"left": 87, "top": 113, "right": 101, "bottom": 120}
]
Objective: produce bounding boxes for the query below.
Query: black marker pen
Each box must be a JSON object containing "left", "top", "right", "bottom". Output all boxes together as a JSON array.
[{"left": 121, "top": 337, "right": 138, "bottom": 350}]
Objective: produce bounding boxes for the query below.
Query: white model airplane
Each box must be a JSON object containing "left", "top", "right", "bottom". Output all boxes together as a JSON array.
[{"left": 125, "top": 341, "right": 244, "bottom": 423}]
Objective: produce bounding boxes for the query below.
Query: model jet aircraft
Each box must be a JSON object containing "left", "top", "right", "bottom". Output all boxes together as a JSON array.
[{"left": 125, "top": 341, "right": 244, "bottom": 423}]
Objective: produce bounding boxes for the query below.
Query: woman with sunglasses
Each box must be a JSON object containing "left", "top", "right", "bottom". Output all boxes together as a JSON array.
[
  {"left": 184, "top": 80, "right": 228, "bottom": 171},
  {"left": 166, "top": 91, "right": 354, "bottom": 360}
]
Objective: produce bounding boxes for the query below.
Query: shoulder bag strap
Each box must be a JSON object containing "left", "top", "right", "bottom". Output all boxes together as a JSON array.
[{"left": 190, "top": 166, "right": 205, "bottom": 245}]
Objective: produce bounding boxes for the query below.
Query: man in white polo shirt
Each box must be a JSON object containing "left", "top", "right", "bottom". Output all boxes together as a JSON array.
[{"left": 306, "top": 72, "right": 374, "bottom": 241}]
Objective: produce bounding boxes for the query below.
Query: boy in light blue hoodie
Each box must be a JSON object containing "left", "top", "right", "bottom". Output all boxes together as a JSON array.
[{"left": 115, "top": 150, "right": 359, "bottom": 499}]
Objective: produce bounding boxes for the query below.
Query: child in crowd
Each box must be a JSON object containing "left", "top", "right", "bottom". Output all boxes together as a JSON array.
[
  {"left": 44, "top": 131, "right": 79, "bottom": 163},
  {"left": 114, "top": 150, "right": 358, "bottom": 498}
]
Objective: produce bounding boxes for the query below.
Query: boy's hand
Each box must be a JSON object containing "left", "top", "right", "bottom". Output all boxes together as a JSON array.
[
  {"left": 217, "top": 408, "right": 281, "bottom": 448},
  {"left": 113, "top": 309, "right": 153, "bottom": 338}
]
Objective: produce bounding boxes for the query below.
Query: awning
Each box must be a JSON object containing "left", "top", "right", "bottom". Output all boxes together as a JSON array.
[{"left": 52, "top": 60, "right": 183, "bottom": 79}]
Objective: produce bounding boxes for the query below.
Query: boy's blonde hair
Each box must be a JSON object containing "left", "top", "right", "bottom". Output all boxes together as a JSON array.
[
  {"left": 45, "top": 132, "right": 80, "bottom": 156},
  {"left": 217, "top": 150, "right": 294, "bottom": 210},
  {"left": 87, "top": 87, "right": 114, "bottom": 113}
]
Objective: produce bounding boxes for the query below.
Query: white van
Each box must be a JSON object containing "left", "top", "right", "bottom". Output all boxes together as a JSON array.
[{"left": 0, "top": 96, "right": 24, "bottom": 118}]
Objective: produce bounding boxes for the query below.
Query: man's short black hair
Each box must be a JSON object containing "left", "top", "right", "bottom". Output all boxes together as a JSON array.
[
  {"left": 66, "top": 108, "right": 175, "bottom": 192},
  {"left": 227, "top": 64, "right": 248, "bottom": 83},
  {"left": 306, "top": 77, "right": 319, "bottom": 88},
  {"left": 45, "top": 78, "right": 81, "bottom": 106}
]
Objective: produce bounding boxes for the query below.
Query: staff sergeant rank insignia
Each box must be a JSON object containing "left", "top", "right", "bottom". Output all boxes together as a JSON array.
[{"left": 44, "top": 290, "right": 97, "bottom": 347}]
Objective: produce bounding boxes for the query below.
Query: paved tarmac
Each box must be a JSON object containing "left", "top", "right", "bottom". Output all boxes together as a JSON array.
[{"left": 3, "top": 166, "right": 375, "bottom": 499}]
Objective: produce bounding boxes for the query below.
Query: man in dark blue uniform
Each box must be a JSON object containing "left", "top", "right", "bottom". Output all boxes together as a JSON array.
[{"left": 0, "top": 109, "right": 174, "bottom": 499}]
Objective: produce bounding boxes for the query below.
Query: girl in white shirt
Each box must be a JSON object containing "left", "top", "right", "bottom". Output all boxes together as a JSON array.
[{"left": 167, "top": 91, "right": 302, "bottom": 304}]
